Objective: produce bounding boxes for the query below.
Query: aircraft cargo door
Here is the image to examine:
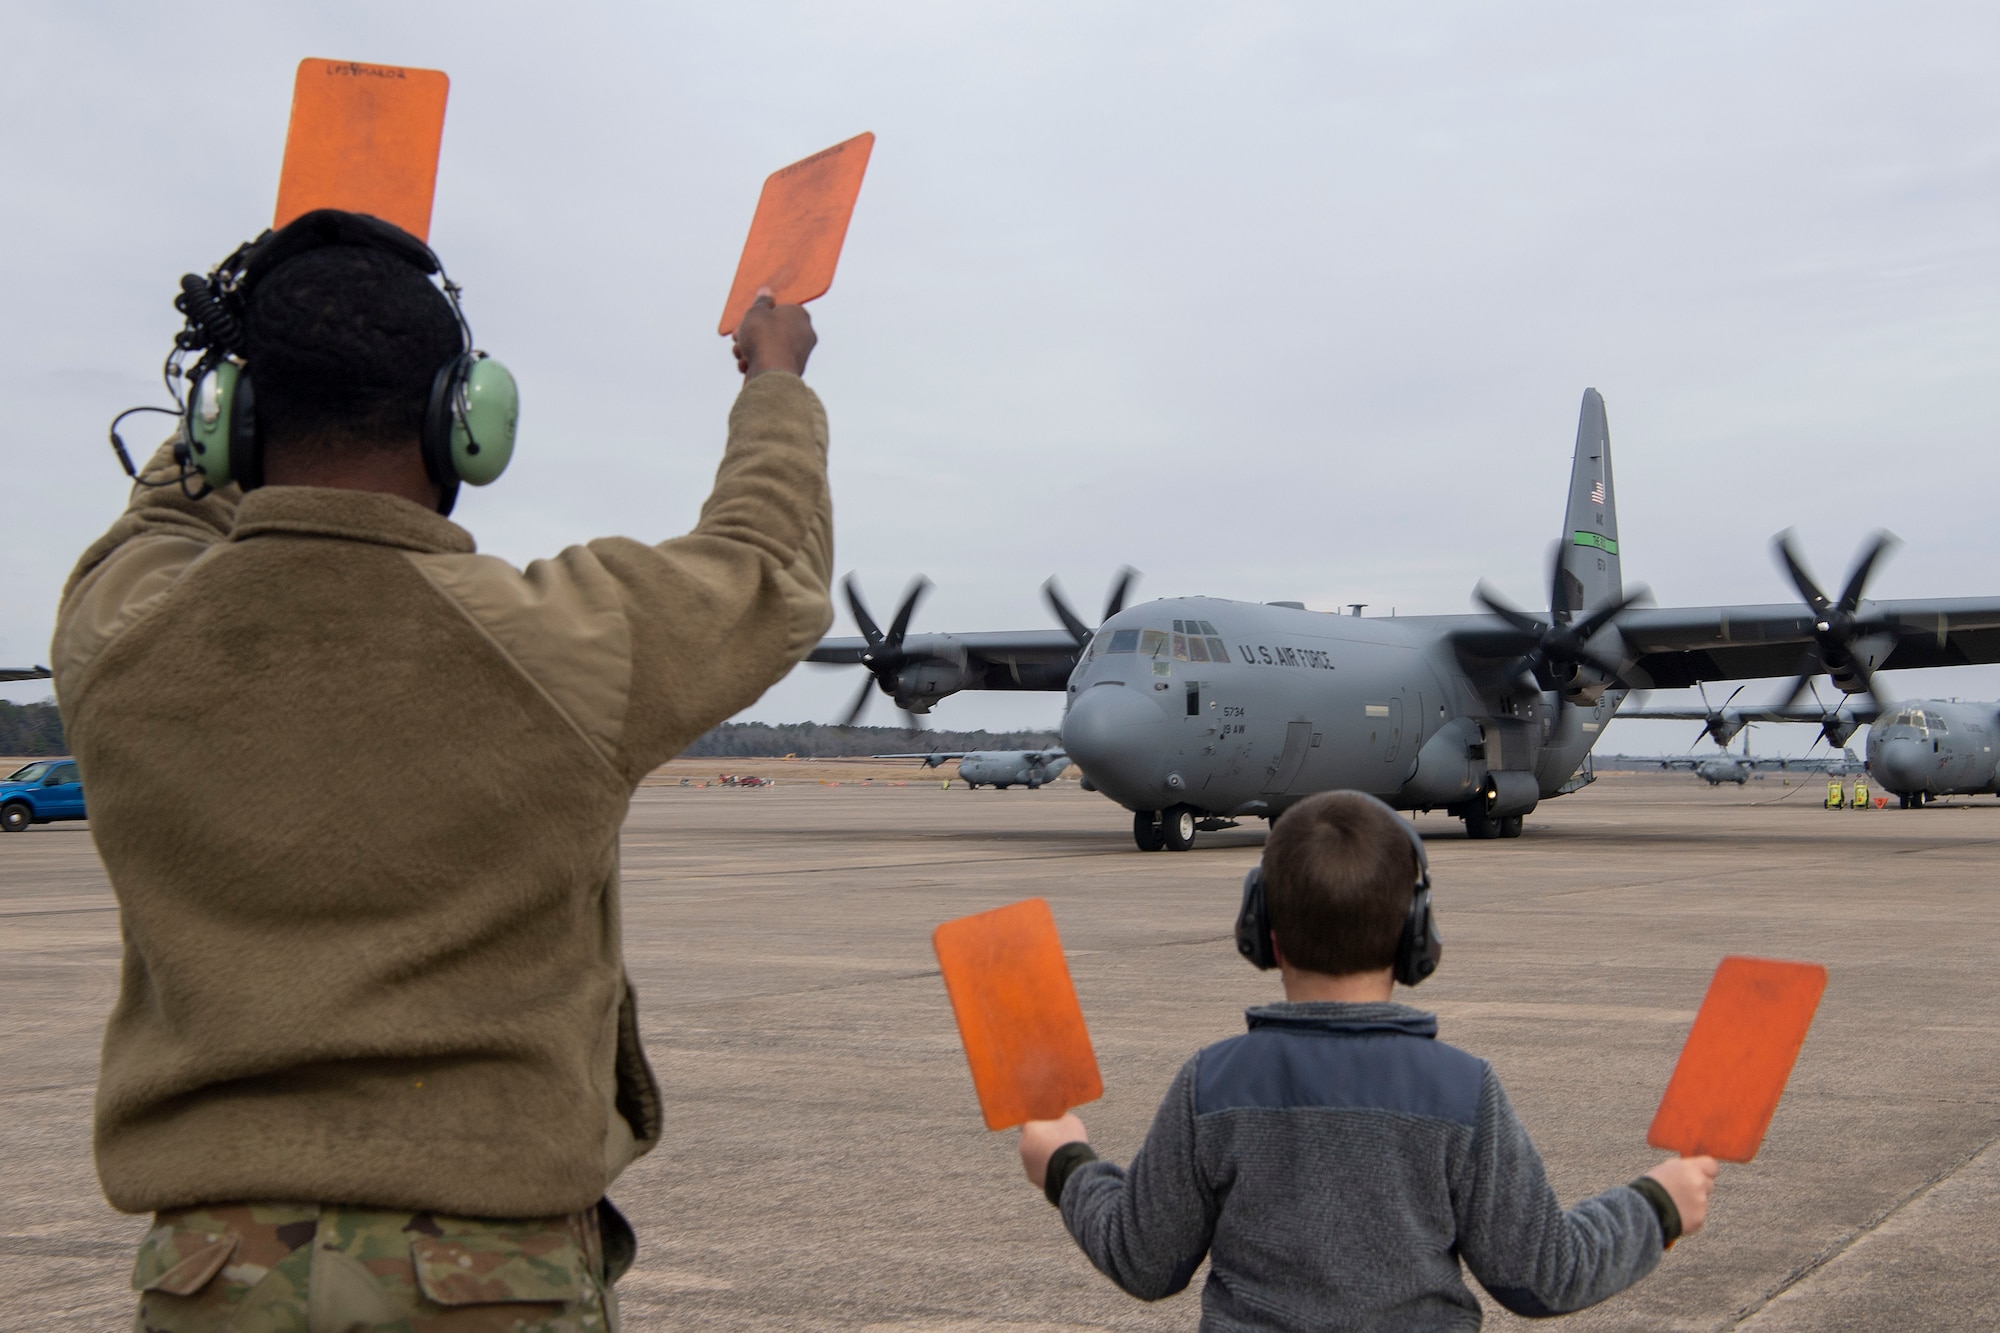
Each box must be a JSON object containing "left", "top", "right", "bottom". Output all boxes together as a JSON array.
[
  {"left": 1263, "top": 721, "right": 1313, "bottom": 794},
  {"left": 1384, "top": 699, "right": 1403, "bottom": 764}
]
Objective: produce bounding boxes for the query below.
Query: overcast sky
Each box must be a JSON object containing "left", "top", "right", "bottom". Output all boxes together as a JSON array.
[{"left": 5, "top": 3, "right": 1998, "bottom": 755}]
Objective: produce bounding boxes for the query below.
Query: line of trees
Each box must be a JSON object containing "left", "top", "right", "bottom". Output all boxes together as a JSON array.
[
  {"left": 0, "top": 702, "right": 1054, "bottom": 761},
  {"left": 0, "top": 701, "right": 65, "bottom": 756},
  {"left": 682, "top": 721, "right": 1060, "bottom": 758}
]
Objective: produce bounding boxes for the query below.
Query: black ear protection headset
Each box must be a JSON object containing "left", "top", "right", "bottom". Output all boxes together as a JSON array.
[
  {"left": 1234, "top": 792, "right": 1444, "bottom": 987},
  {"left": 108, "top": 209, "right": 517, "bottom": 517}
]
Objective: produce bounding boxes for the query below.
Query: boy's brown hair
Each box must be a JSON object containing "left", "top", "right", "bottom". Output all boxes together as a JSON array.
[{"left": 1263, "top": 791, "right": 1418, "bottom": 976}]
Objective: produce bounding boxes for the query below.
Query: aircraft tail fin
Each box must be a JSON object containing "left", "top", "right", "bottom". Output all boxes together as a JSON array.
[{"left": 1557, "top": 388, "right": 1622, "bottom": 617}]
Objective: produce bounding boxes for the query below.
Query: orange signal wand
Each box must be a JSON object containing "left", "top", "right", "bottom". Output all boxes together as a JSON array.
[
  {"left": 719, "top": 132, "right": 874, "bottom": 336},
  {"left": 1648, "top": 956, "right": 1827, "bottom": 1163},
  {"left": 273, "top": 58, "right": 450, "bottom": 241},
  {"left": 933, "top": 899, "right": 1103, "bottom": 1131}
]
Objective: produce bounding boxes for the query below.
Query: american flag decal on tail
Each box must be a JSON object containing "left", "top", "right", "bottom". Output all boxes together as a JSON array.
[{"left": 1589, "top": 479, "right": 1606, "bottom": 507}]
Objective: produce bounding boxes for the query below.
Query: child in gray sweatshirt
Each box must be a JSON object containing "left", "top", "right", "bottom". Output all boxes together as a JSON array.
[{"left": 1019, "top": 791, "right": 1719, "bottom": 1331}]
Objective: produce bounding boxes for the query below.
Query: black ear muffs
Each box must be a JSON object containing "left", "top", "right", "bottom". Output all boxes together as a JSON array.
[{"left": 1234, "top": 793, "right": 1444, "bottom": 987}]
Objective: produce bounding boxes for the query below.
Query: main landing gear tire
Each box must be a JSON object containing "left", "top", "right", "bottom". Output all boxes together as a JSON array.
[
  {"left": 0, "top": 803, "right": 31, "bottom": 833},
  {"left": 1898, "top": 792, "right": 1916, "bottom": 810},
  {"left": 1133, "top": 810, "right": 1165, "bottom": 852},
  {"left": 1498, "top": 815, "right": 1524, "bottom": 839},
  {"left": 1462, "top": 806, "right": 1500, "bottom": 840},
  {"left": 1161, "top": 805, "right": 1198, "bottom": 852}
]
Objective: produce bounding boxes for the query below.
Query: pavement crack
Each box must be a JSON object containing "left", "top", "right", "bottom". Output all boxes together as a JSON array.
[{"left": 1719, "top": 1128, "right": 2000, "bottom": 1329}]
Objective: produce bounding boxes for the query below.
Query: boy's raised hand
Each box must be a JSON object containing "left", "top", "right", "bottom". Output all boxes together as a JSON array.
[
  {"left": 1019, "top": 1113, "right": 1089, "bottom": 1189},
  {"left": 732, "top": 292, "right": 817, "bottom": 379},
  {"left": 1645, "top": 1155, "right": 1721, "bottom": 1236}
]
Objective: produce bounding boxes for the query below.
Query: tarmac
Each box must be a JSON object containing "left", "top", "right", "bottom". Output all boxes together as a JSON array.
[{"left": 2, "top": 767, "right": 1996, "bottom": 1331}]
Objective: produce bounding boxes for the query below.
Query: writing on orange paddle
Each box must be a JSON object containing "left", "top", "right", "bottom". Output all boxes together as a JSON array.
[
  {"left": 718, "top": 132, "right": 875, "bottom": 336},
  {"left": 1648, "top": 955, "right": 1827, "bottom": 1162},
  {"left": 273, "top": 58, "right": 450, "bottom": 240},
  {"left": 933, "top": 898, "right": 1102, "bottom": 1131}
]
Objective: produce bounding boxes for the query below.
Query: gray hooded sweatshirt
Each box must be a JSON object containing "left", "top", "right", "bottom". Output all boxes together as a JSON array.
[{"left": 1053, "top": 1001, "right": 1665, "bottom": 1331}]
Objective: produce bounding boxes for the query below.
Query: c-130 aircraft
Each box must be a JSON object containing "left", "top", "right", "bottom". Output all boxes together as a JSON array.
[{"left": 814, "top": 390, "right": 2000, "bottom": 849}]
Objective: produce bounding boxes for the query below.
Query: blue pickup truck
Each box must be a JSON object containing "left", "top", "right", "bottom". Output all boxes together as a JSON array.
[{"left": 1, "top": 759, "right": 86, "bottom": 832}]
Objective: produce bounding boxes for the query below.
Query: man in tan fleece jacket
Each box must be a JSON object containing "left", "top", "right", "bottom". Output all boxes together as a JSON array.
[{"left": 54, "top": 212, "right": 833, "bottom": 1330}]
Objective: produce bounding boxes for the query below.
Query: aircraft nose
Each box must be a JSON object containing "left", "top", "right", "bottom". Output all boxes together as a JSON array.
[
  {"left": 1872, "top": 737, "right": 1926, "bottom": 791},
  {"left": 1063, "top": 683, "right": 1171, "bottom": 806}
]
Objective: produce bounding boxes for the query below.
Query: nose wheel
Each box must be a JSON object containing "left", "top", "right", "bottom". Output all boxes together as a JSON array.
[{"left": 1134, "top": 806, "right": 1199, "bottom": 852}]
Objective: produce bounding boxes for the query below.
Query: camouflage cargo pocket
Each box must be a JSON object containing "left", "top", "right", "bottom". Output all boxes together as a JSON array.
[
  {"left": 133, "top": 1223, "right": 239, "bottom": 1296},
  {"left": 408, "top": 1218, "right": 584, "bottom": 1308}
]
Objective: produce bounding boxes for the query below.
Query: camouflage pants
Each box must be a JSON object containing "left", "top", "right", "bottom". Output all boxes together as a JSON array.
[{"left": 131, "top": 1199, "right": 633, "bottom": 1332}]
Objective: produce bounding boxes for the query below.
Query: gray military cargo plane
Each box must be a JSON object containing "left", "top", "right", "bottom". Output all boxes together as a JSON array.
[
  {"left": 812, "top": 389, "right": 2000, "bottom": 848},
  {"left": 1626, "top": 690, "right": 2000, "bottom": 808},
  {"left": 874, "top": 749, "right": 1071, "bottom": 789},
  {"left": 1, "top": 667, "right": 52, "bottom": 683}
]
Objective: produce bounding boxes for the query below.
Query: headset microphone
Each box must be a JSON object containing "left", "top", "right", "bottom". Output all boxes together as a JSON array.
[
  {"left": 1234, "top": 792, "right": 1444, "bottom": 987},
  {"left": 107, "top": 209, "right": 518, "bottom": 517}
]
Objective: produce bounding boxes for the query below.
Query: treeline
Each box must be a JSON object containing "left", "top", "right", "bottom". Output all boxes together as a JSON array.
[
  {"left": 0, "top": 701, "right": 65, "bottom": 756},
  {"left": 682, "top": 721, "right": 1060, "bottom": 758},
  {"left": 0, "top": 702, "right": 1056, "bottom": 762}
]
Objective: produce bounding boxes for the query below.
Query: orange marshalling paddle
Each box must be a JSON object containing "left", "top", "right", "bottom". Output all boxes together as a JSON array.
[
  {"left": 933, "top": 899, "right": 1103, "bottom": 1130},
  {"left": 273, "top": 58, "right": 450, "bottom": 240},
  {"left": 1648, "top": 956, "right": 1827, "bottom": 1163},
  {"left": 718, "top": 132, "right": 875, "bottom": 336}
]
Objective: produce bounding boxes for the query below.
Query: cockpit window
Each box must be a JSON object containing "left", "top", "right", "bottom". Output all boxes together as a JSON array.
[
  {"left": 1205, "top": 637, "right": 1231, "bottom": 663},
  {"left": 1188, "top": 636, "right": 1211, "bottom": 662},
  {"left": 1172, "top": 634, "right": 1189, "bottom": 661},
  {"left": 1104, "top": 629, "right": 1140, "bottom": 654},
  {"left": 1139, "top": 629, "right": 1170, "bottom": 657},
  {"left": 1198, "top": 620, "right": 1219, "bottom": 635}
]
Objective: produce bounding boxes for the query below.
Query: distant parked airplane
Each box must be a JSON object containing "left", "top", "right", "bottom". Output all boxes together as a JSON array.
[
  {"left": 875, "top": 749, "right": 1071, "bottom": 790},
  {"left": 1, "top": 666, "right": 52, "bottom": 683}
]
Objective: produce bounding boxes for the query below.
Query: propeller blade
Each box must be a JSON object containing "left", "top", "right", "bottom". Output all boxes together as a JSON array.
[
  {"left": 1474, "top": 582, "right": 1547, "bottom": 636},
  {"left": 1570, "top": 647, "right": 1625, "bottom": 681},
  {"left": 1723, "top": 684, "right": 1745, "bottom": 710},
  {"left": 843, "top": 575, "right": 885, "bottom": 648},
  {"left": 1547, "top": 541, "right": 1570, "bottom": 624},
  {"left": 1043, "top": 578, "right": 1092, "bottom": 648},
  {"left": 1571, "top": 585, "right": 1648, "bottom": 642},
  {"left": 886, "top": 577, "right": 932, "bottom": 645},
  {"left": 840, "top": 675, "right": 875, "bottom": 727},
  {"left": 1836, "top": 531, "right": 1898, "bottom": 614},
  {"left": 1772, "top": 530, "right": 1832, "bottom": 616},
  {"left": 1103, "top": 567, "right": 1138, "bottom": 621}
]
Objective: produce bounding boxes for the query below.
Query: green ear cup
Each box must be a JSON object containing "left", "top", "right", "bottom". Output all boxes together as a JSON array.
[
  {"left": 450, "top": 355, "right": 518, "bottom": 486},
  {"left": 184, "top": 360, "right": 240, "bottom": 489}
]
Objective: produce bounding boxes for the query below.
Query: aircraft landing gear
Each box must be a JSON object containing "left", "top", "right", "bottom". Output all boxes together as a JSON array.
[
  {"left": 1498, "top": 815, "right": 1524, "bottom": 838},
  {"left": 1161, "top": 805, "right": 1197, "bottom": 852},
  {"left": 1462, "top": 806, "right": 1500, "bottom": 840},
  {"left": 1134, "top": 810, "right": 1164, "bottom": 851}
]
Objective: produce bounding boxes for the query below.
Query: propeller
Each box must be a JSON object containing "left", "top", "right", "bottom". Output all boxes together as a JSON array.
[
  {"left": 1690, "top": 682, "right": 1747, "bottom": 749},
  {"left": 840, "top": 574, "right": 932, "bottom": 727},
  {"left": 1044, "top": 567, "right": 1140, "bottom": 650},
  {"left": 1771, "top": 529, "right": 1899, "bottom": 708}
]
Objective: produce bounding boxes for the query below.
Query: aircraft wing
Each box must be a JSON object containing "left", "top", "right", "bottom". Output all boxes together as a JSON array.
[
  {"left": 1617, "top": 703, "right": 1883, "bottom": 725},
  {"left": 1, "top": 666, "right": 52, "bottom": 683},
  {"left": 873, "top": 751, "right": 968, "bottom": 760},
  {"left": 808, "top": 630, "right": 1083, "bottom": 692},
  {"left": 1610, "top": 598, "right": 2000, "bottom": 689}
]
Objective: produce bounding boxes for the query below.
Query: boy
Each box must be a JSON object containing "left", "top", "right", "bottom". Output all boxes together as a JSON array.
[{"left": 1019, "top": 790, "right": 1718, "bottom": 1330}]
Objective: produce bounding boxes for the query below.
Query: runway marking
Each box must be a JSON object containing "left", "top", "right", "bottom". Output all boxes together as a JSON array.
[
  {"left": 1724, "top": 1128, "right": 2000, "bottom": 1329},
  {"left": 1429, "top": 1001, "right": 1695, "bottom": 1024},
  {"left": 0, "top": 905, "right": 116, "bottom": 919}
]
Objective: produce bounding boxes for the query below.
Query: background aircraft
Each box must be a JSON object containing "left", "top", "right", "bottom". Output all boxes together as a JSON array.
[
  {"left": 1, "top": 667, "right": 51, "bottom": 683},
  {"left": 874, "top": 749, "right": 1071, "bottom": 789},
  {"left": 813, "top": 389, "right": 2000, "bottom": 849},
  {"left": 1626, "top": 691, "right": 1998, "bottom": 808}
]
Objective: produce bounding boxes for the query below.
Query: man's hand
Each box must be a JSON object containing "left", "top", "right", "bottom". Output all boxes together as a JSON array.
[
  {"left": 1019, "top": 1113, "right": 1088, "bottom": 1190},
  {"left": 1645, "top": 1155, "right": 1720, "bottom": 1237},
  {"left": 732, "top": 292, "right": 817, "bottom": 379}
]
